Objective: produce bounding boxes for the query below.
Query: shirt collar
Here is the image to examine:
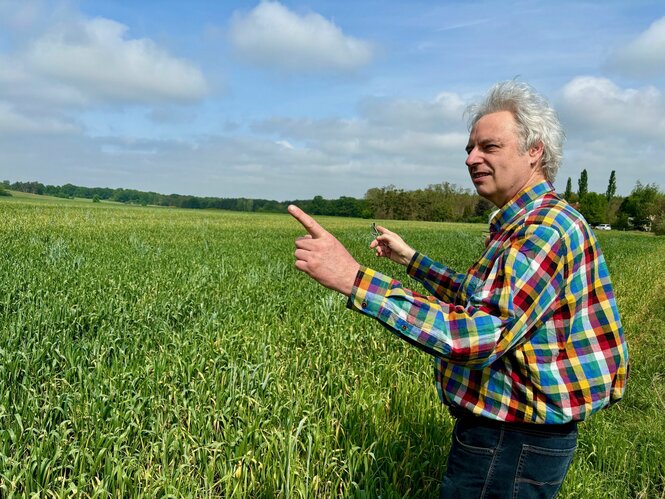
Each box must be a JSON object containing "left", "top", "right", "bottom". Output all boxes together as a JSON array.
[{"left": 489, "top": 180, "right": 555, "bottom": 233}]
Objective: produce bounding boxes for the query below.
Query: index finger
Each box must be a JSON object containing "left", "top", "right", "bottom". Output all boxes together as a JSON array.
[{"left": 288, "top": 205, "right": 327, "bottom": 238}]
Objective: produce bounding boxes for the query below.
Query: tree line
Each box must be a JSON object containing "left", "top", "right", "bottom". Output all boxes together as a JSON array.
[
  {"left": 2, "top": 175, "right": 664, "bottom": 235},
  {"left": 562, "top": 170, "right": 665, "bottom": 234},
  {"left": 0, "top": 179, "right": 493, "bottom": 223}
]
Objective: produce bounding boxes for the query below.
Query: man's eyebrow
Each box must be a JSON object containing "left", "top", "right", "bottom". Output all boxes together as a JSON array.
[{"left": 465, "top": 138, "right": 502, "bottom": 153}]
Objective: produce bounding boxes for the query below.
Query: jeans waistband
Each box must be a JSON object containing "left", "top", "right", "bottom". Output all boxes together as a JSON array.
[{"left": 449, "top": 406, "right": 578, "bottom": 434}]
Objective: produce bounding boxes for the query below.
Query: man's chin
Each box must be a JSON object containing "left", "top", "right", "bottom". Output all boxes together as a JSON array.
[
  {"left": 474, "top": 188, "right": 500, "bottom": 207},
  {"left": 474, "top": 185, "right": 491, "bottom": 198}
]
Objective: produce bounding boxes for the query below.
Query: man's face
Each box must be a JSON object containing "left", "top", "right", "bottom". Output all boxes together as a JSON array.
[{"left": 465, "top": 111, "right": 544, "bottom": 207}]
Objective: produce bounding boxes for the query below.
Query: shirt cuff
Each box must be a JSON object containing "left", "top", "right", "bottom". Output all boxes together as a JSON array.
[
  {"left": 346, "top": 265, "right": 395, "bottom": 318},
  {"left": 407, "top": 252, "right": 435, "bottom": 280}
]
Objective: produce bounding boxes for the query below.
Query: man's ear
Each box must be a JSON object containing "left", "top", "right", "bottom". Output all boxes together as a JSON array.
[{"left": 529, "top": 140, "right": 544, "bottom": 166}]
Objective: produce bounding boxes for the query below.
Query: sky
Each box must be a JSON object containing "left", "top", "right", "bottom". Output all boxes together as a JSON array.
[{"left": 1, "top": 0, "right": 664, "bottom": 201}]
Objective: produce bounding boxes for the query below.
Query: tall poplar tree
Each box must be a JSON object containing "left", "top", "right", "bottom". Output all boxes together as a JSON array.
[
  {"left": 606, "top": 170, "right": 617, "bottom": 201},
  {"left": 564, "top": 177, "right": 573, "bottom": 200},
  {"left": 578, "top": 169, "right": 588, "bottom": 200}
]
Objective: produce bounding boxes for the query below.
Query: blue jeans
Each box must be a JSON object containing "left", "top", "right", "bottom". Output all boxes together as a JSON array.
[{"left": 440, "top": 412, "right": 578, "bottom": 498}]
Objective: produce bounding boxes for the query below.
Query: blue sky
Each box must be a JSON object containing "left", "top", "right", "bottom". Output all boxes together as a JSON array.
[{"left": 1, "top": 0, "right": 664, "bottom": 200}]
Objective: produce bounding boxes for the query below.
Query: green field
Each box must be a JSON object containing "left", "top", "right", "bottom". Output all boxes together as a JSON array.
[{"left": 1, "top": 193, "right": 663, "bottom": 498}]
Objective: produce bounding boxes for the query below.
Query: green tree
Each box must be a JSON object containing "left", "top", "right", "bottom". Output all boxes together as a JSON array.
[
  {"left": 579, "top": 192, "right": 608, "bottom": 226},
  {"left": 619, "top": 182, "right": 661, "bottom": 230},
  {"left": 563, "top": 177, "right": 573, "bottom": 201},
  {"left": 614, "top": 212, "right": 631, "bottom": 231},
  {"left": 578, "top": 169, "right": 588, "bottom": 200},
  {"left": 652, "top": 196, "right": 665, "bottom": 236},
  {"left": 605, "top": 170, "right": 617, "bottom": 201},
  {"left": 364, "top": 187, "right": 383, "bottom": 219},
  {"left": 473, "top": 197, "right": 495, "bottom": 222},
  {"left": 605, "top": 196, "right": 623, "bottom": 225},
  {"left": 329, "top": 196, "right": 360, "bottom": 218},
  {"left": 310, "top": 195, "right": 327, "bottom": 215}
]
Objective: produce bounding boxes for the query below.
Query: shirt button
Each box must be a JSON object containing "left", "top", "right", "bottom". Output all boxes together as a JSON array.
[
  {"left": 401, "top": 325, "right": 408, "bottom": 331},
  {"left": 454, "top": 305, "right": 465, "bottom": 313},
  {"left": 361, "top": 302, "right": 368, "bottom": 308}
]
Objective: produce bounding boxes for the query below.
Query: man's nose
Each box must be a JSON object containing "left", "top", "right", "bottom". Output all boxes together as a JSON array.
[{"left": 466, "top": 147, "right": 480, "bottom": 167}]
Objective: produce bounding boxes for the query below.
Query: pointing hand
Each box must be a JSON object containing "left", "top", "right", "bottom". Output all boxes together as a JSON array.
[{"left": 288, "top": 205, "right": 360, "bottom": 296}]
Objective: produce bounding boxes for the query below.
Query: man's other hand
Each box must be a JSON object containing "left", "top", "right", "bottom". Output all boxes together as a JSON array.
[
  {"left": 370, "top": 225, "right": 416, "bottom": 266},
  {"left": 288, "top": 205, "right": 360, "bottom": 296}
]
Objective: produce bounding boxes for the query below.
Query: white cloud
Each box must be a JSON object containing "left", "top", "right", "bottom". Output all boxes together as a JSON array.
[
  {"left": 229, "top": 1, "right": 374, "bottom": 72},
  {"left": 556, "top": 76, "right": 665, "bottom": 195},
  {"left": 0, "top": 101, "right": 79, "bottom": 134},
  {"left": 610, "top": 16, "right": 665, "bottom": 77},
  {"left": 22, "top": 17, "right": 208, "bottom": 104},
  {"left": 0, "top": 0, "right": 42, "bottom": 32},
  {"left": 0, "top": 55, "right": 26, "bottom": 85},
  {"left": 359, "top": 92, "right": 466, "bottom": 132},
  {"left": 246, "top": 91, "right": 470, "bottom": 193},
  {"left": 559, "top": 76, "right": 665, "bottom": 138},
  {"left": 558, "top": 135, "right": 662, "bottom": 196},
  {"left": 436, "top": 19, "right": 490, "bottom": 32},
  {"left": 0, "top": 90, "right": 472, "bottom": 199},
  {"left": 0, "top": 54, "right": 91, "bottom": 109},
  {"left": 252, "top": 91, "right": 468, "bottom": 168}
]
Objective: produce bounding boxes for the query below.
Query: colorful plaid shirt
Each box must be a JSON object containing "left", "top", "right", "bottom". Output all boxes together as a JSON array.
[{"left": 347, "top": 181, "right": 628, "bottom": 424}]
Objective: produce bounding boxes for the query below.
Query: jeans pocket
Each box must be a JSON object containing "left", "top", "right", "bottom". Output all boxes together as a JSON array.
[
  {"left": 441, "top": 422, "right": 502, "bottom": 498},
  {"left": 453, "top": 419, "right": 500, "bottom": 455},
  {"left": 513, "top": 443, "right": 576, "bottom": 498}
]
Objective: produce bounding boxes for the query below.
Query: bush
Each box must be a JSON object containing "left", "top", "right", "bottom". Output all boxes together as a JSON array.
[
  {"left": 614, "top": 213, "right": 632, "bottom": 231},
  {"left": 653, "top": 215, "right": 665, "bottom": 236},
  {"left": 0, "top": 188, "right": 11, "bottom": 197}
]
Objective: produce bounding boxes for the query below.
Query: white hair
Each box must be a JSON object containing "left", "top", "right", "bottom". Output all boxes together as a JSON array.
[{"left": 466, "top": 81, "right": 565, "bottom": 183}]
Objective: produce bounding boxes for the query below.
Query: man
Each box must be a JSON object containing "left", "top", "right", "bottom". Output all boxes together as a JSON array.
[{"left": 289, "top": 81, "right": 628, "bottom": 498}]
